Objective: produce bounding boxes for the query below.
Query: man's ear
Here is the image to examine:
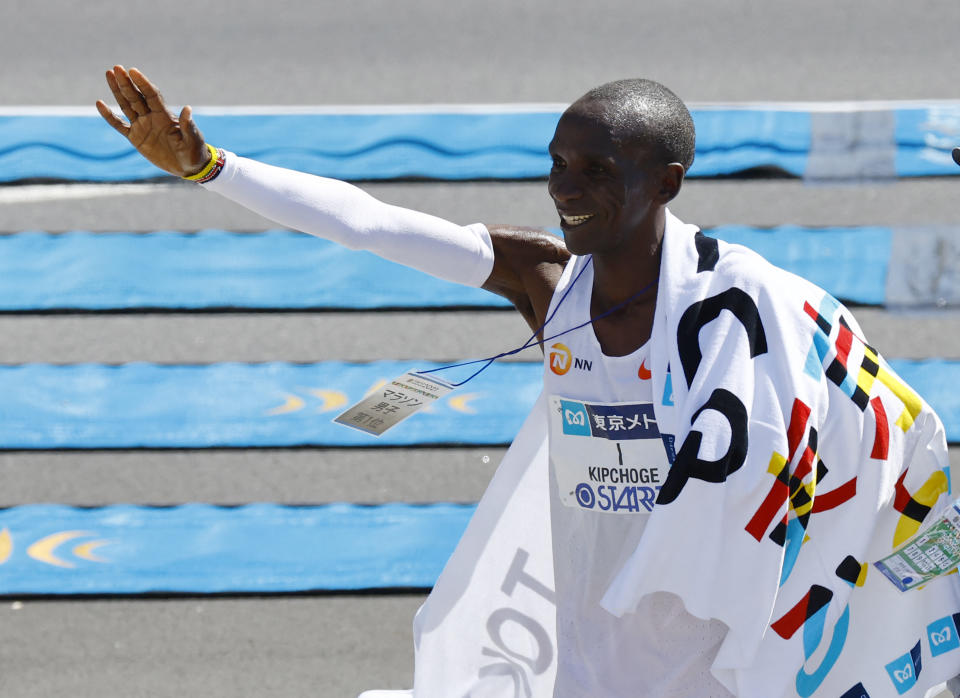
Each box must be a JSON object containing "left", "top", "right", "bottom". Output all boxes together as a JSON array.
[{"left": 658, "top": 162, "right": 685, "bottom": 204}]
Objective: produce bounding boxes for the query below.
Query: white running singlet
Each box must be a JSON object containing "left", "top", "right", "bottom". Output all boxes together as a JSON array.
[{"left": 542, "top": 254, "right": 733, "bottom": 698}]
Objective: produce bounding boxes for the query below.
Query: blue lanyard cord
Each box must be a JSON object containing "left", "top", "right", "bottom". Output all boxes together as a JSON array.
[
  {"left": 417, "top": 256, "right": 658, "bottom": 387},
  {"left": 416, "top": 256, "right": 595, "bottom": 386}
]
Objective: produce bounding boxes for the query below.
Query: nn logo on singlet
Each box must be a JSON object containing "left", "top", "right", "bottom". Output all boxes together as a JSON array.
[{"left": 548, "top": 342, "right": 591, "bottom": 375}]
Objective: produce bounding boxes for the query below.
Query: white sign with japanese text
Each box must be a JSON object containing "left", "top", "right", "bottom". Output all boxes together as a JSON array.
[{"left": 335, "top": 371, "right": 455, "bottom": 436}]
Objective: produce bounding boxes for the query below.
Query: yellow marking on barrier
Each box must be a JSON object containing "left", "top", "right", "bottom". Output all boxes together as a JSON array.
[
  {"left": 27, "top": 531, "right": 93, "bottom": 568},
  {"left": 308, "top": 389, "right": 348, "bottom": 413},
  {"left": 0, "top": 528, "right": 11, "bottom": 565},
  {"left": 73, "top": 540, "right": 112, "bottom": 564},
  {"left": 893, "top": 470, "right": 949, "bottom": 546},
  {"left": 448, "top": 393, "right": 481, "bottom": 415},
  {"left": 266, "top": 393, "right": 305, "bottom": 416}
]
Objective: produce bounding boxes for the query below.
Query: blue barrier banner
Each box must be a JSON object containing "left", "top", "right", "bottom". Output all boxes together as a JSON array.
[
  {"left": 0, "top": 226, "right": 907, "bottom": 310},
  {"left": 0, "top": 107, "right": 815, "bottom": 182},
  {"left": 705, "top": 225, "right": 893, "bottom": 306},
  {"left": 692, "top": 108, "right": 809, "bottom": 177},
  {"left": 890, "top": 360, "right": 960, "bottom": 443},
  {"left": 0, "top": 359, "right": 958, "bottom": 448},
  {"left": 0, "top": 503, "right": 474, "bottom": 594},
  {"left": 0, "top": 231, "right": 510, "bottom": 310},
  {"left": 0, "top": 110, "right": 556, "bottom": 182},
  {"left": 0, "top": 361, "right": 541, "bottom": 448},
  {"left": 4, "top": 104, "right": 958, "bottom": 182},
  {"left": 894, "top": 106, "right": 960, "bottom": 176}
]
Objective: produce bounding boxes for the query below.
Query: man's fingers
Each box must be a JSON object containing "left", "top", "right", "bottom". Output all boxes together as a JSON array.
[
  {"left": 129, "top": 67, "right": 169, "bottom": 115},
  {"left": 95, "top": 99, "right": 130, "bottom": 137},
  {"left": 112, "top": 65, "right": 149, "bottom": 116},
  {"left": 953, "top": 147, "right": 960, "bottom": 167},
  {"left": 105, "top": 69, "right": 139, "bottom": 123},
  {"left": 179, "top": 105, "right": 205, "bottom": 149}
]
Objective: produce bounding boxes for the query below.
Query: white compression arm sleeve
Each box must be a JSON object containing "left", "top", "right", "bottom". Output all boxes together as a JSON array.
[{"left": 202, "top": 153, "right": 495, "bottom": 287}]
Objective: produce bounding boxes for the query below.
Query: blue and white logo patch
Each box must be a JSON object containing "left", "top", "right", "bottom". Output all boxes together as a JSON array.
[
  {"left": 884, "top": 640, "right": 922, "bottom": 695},
  {"left": 559, "top": 400, "right": 591, "bottom": 437},
  {"left": 928, "top": 614, "right": 960, "bottom": 657}
]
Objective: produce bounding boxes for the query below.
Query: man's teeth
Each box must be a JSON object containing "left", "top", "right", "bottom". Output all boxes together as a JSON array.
[{"left": 561, "top": 214, "right": 594, "bottom": 226}]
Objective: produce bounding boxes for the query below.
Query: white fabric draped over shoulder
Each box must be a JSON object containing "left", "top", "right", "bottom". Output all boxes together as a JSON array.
[
  {"left": 412, "top": 393, "right": 558, "bottom": 697},
  {"left": 389, "top": 213, "right": 960, "bottom": 697},
  {"left": 603, "top": 213, "right": 960, "bottom": 697}
]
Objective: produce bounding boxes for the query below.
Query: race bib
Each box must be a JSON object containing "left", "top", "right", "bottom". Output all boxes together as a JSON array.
[{"left": 548, "top": 395, "right": 670, "bottom": 515}]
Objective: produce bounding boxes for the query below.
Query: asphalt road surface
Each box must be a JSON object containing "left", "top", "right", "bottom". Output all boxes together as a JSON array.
[{"left": 2, "top": 1, "right": 959, "bottom": 696}]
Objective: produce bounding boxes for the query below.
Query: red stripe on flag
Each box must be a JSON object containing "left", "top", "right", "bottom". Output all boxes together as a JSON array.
[
  {"left": 893, "top": 470, "right": 911, "bottom": 513},
  {"left": 745, "top": 479, "right": 791, "bottom": 541},
  {"left": 834, "top": 323, "right": 854, "bottom": 368},
  {"left": 793, "top": 445, "right": 815, "bottom": 486},
  {"left": 771, "top": 590, "right": 812, "bottom": 639},
  {"left": 870, "top": 396, "right": 889, "bottom": 460},
  {"left": 771, "top": 586, "right": 833, "bottom": 640},
  {"left": 811, "top": 477, "right": 858, "bottom": 513},
  {"left": 787, "top": 399, "right": 811, "bottom": 463}
]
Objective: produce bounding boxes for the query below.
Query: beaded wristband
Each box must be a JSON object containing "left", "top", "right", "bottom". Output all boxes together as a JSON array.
[{"left": 182, "top": 143, "right": 225, "bottom": 183}]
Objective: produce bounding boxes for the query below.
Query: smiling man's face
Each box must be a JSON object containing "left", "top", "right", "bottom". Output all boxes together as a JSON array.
[{"left": 547, "top": 103, "right": 666, "bottom": 258}]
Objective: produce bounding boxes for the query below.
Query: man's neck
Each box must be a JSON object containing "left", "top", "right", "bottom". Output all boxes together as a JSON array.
[
  {"left": 585, "top": 209, "right": 665, "bottom": 357},
  {"left": 590, "top": 208, "right": 665, "bottom": 312}
]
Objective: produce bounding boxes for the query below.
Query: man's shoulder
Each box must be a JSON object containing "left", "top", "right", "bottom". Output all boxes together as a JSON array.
[
  {"left": 482, "top": 224, "right": 571, "bottom": 325},
  {"left": 486, "top": 225, "right": 569, "bottom": 257}
]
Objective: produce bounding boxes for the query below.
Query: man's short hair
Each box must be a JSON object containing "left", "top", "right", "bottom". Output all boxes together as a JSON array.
[{"left": 575, "top": 79, "right": 696, "bottom": 172}]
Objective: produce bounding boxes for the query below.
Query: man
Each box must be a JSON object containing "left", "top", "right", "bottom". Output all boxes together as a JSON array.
[{"left": 99, "top": 67, "right": 960, "bottom": 697}]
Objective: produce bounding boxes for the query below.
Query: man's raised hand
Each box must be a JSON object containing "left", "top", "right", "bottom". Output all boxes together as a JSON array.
[{"left": 96, "top": 65, "right": 209, "bottom": 178}]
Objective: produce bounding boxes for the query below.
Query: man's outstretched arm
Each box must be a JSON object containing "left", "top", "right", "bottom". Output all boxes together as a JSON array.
[{"left": 97, "top": 65, "right": 568, "bottom": 328}]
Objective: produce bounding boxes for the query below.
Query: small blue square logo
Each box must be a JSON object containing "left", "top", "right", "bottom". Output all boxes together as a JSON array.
[
  {"left": 885, "top": 640, "right": 922, "bottom": 695},
  {"left": 928, "top": 616, "right": 960, "bottom": 657},
  {"left": 559, "top": 400, "right": 591, "bottom": 437}
]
